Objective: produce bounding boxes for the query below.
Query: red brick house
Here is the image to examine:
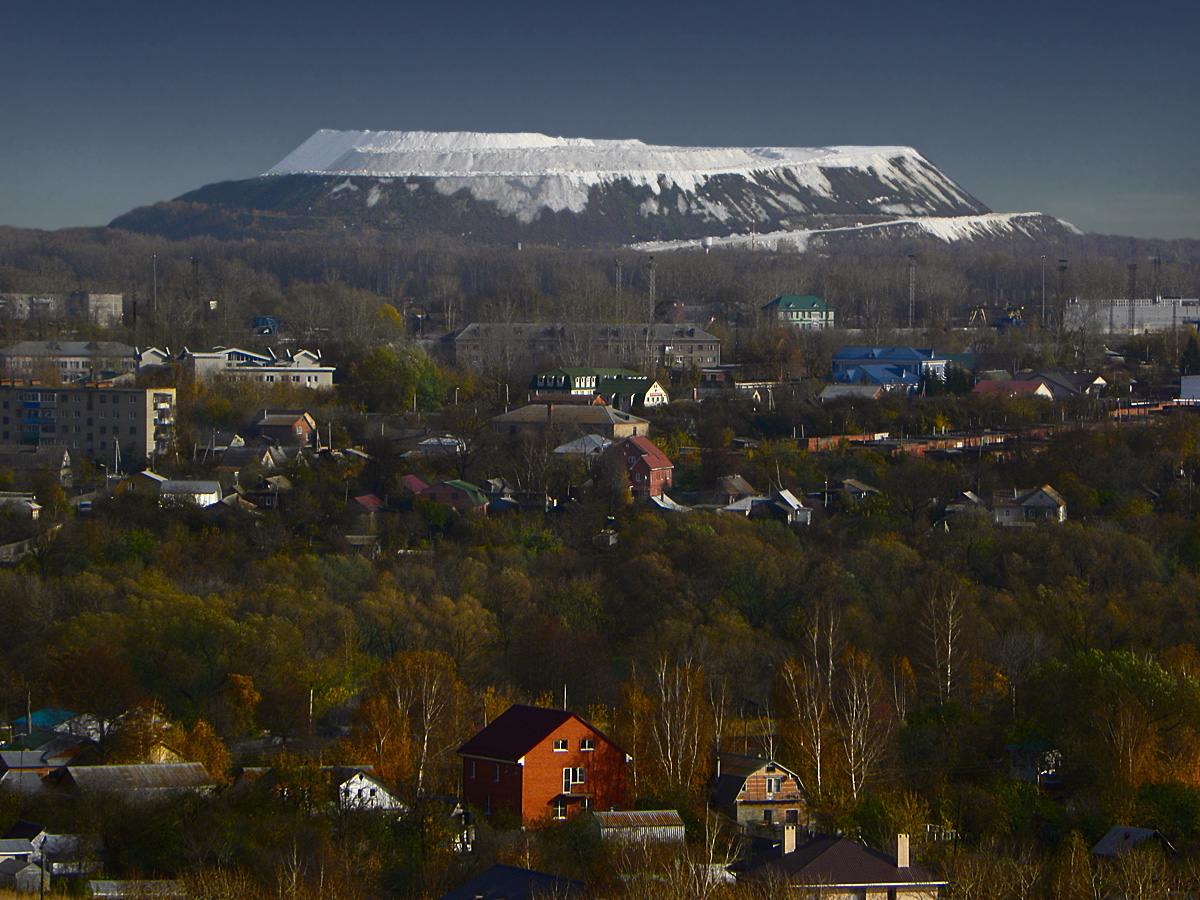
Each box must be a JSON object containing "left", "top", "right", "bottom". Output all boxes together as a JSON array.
[
  {"left": 605, "top": 435, "right": 673, "bottom": 499},
  {"left": 458, "top": 705, "right": 628, "bottom": 826}
]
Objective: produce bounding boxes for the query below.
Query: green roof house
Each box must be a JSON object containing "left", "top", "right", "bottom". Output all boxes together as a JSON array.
[{"left": 763, "top": 295, "right": 835, "bottom": 330}]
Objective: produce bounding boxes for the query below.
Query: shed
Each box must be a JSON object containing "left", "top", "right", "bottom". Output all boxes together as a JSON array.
[
  {"left": 594, "top": 809, "right": 686, "bottom": 844},
  {"left": 0, "top": 859, "right": 43, "bottom": 893}
]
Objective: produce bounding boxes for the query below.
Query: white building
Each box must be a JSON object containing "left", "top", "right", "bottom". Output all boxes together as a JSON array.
[{"left": 176, "top": 347, "right": 334, "bottom": 388}]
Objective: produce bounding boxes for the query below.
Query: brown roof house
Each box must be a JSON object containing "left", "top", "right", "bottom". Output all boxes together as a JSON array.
[
  {"left": 733, "top": 830, "right": 945, "bottom": 900},
  {"left": 491, "top": 403, "right": 649, "bottom": 441},
  {"left": 458, "top": 705, "right": 628, "bottom": 826},
  {"left": 713, "top": 753, "right": 809, "bottom": 833},
  {"left": 249, "top": 410, "right": 317, "bottom": 446}
]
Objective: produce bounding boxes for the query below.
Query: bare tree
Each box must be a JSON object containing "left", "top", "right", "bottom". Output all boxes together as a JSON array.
[{"left": 834, "top": 649, "right": 893, "bottom": 801}]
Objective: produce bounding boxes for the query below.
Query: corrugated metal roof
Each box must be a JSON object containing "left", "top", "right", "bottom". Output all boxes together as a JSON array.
[
  {"left": 595, "top": 810, "right": 684, "bottom": 828},
  {"left": 66, "top": 763, "right": 214, "bottom": 794}
]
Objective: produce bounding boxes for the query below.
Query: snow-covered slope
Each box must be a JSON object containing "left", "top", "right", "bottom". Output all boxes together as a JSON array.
[
  {"left": 264, "top": 129, "right": 986, "bottom": 224},
  {"left": 631, "top": 213, "right": 1084, "bottom": 253}
]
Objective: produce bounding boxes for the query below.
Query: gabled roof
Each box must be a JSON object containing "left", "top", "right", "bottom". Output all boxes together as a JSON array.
[
  {"left": 11, "top": 709, "right": 74, "bottom": 731},
  {"left": 2, "top": 821, "right": 44, "bottom": 841},
  {"left": 554, "top": 434, "right": 613, "bottom": 456},
  {"left": 0, "top": 838, "right": 34, "bottom": 857},
  {"left": 833, "top": 346, "right": 944, "bottom": 363},
  {"left": 763, "top": 294, "right": 828, "bottom": 312},
  {"left": 492, "top": 404, "right": 649, "bottom": 427},
  {"left": 615, "top": 435, "right": 672, "bottom": 470},
  {"left": 62, "top": 763, "right": 215, "bottom": 795},
  {"left": 713, "top": 753, "right": 802, "bottom": 805},
  {"left": 437, "top": 864, "right": 584, "bottom": 900},
  {"left": 1092, "top": 825, "right": 1175, "bottom": 857},
  {"left": 424, "top": 480, "right": 488, "bottom": 507},
  {"left": 594, "top": 809, "right": 684, "bottom": 829},
  {"left": 456, "top": 705, "right": 615, "bottom": 763},
  {"left": 734, "top": 834, "right": 943, "bottom": 888},
  {"left": 971, "top": 379, "right": 1052, "bottom": 397},
  {"left": 400, "top": 474, "right": 430, "bottom": 493},
  {"left": 458, "top": 706, "right": 575, "bottom": 762}
]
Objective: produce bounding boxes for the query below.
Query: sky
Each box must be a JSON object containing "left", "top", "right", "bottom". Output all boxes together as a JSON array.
[{"left": 3, "top": 0, "right": 1198, "bottom": 240}]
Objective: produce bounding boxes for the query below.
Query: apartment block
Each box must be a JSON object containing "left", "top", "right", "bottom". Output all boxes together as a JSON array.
[{"left": 0, "top": 386, "right": 176, "bottom": 462}]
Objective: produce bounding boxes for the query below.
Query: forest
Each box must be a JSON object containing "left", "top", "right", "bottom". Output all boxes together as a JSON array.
[{"left": 3, "top": 225, "right": 1200, "bottom": 898}]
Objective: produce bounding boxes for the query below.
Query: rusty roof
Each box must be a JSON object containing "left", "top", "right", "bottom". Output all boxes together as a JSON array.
[{"left": 594, "top": 810, "right": 684, "bottom": 829}]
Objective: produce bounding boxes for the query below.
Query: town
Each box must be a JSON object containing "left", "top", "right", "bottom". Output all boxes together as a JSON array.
[{"left": 0, "top": 239, "right": 1199, "bottom": 900}]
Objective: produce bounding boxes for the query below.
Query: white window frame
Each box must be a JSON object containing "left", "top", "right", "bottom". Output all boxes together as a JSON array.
[
  {"left": 581, "top": 738, "right": 595, "bottom": 751},
  {"left": 553, "top": 739, "right": 567, "bottom": 752}
]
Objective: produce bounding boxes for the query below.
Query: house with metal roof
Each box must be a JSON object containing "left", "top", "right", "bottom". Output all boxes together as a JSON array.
[
  {"left": 991, "top": 485, "right": 1067, "bottom": 526},
  {"left": 713, "top": 753, "right": 809, "bottom": 832},
  {"left": 419, "top": 480, "right": 488, "bottom": 514},
  {"left": 762, "top": 295, "right": 835, "bottom": 330},
  {"left": 604, "top": 435, "right": 674, "bottom": 499},
  {"left": 491, "top": 403, "right": 649, "bottom": 440},
  {"left": 732, "top": 831, "right": 945, "bottom": 900},
  {"left": 458, "top": 705, "right": 628, "bottom": 826},
  {"left": 55, "top": 763, "right": 216, "bottom": 801},
  {"left": 593, "top": 810, "right": 686, "bottom": 844},
  {"left": 437, "top": 864, "right": 584, "bottom": 900},
  {"left": 831, "top": 347, "right": 948, "bottom": 393}
]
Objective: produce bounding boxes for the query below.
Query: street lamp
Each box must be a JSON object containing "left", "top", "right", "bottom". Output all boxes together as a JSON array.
[{"left": 151, "top": 254, "right": 158, "bottom": 314}]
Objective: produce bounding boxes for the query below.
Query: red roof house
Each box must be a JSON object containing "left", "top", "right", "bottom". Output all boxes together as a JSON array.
[
  {"left": 605, "top": 435, "right": 674, "bottom": 499},
  {"left": 457, "top": 705, "right": 628, "bottom": 826}
]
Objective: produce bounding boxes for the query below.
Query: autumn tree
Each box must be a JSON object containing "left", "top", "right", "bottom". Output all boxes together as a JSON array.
[{"left": 348, "top": 649, "right": 469, "bottom": 798}]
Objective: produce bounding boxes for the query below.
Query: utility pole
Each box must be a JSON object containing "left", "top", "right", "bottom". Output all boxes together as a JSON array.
[
  {"left": 1056, "top": 259, "right": 1069, "bottom": 336},
  {"left": 907, "top": 254, "right": 917, "bottom": 331},
  {"left": 1040, "top": 254, "right": 1047, "bottom": 327},
  {"left": 1128, "top": 263, "right": 1138, "bottom": 333}
]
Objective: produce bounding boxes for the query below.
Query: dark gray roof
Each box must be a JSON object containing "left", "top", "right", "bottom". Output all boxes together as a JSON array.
[
  {"left": 733, "top": 835, "right": 943, "bottom": 887},
  {"left": 1092, "top": 826, "right": 1174, "bottom": 857},
  {"left": 0, "top": 341, "right": 135, "bottom": 357},
  {"left": 437, "top": 865, "right": 584, "bottom": 900},
  {"left": 452, "top": 322, "right": 718, "bottom": 343}
]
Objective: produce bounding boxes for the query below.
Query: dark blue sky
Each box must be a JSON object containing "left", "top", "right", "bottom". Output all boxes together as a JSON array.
[{"left": 4, "top": 0, "right": 1197, "bottom": 238}]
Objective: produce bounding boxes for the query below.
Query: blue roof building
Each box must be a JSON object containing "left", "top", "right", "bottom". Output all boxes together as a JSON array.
[{"left": 831, "top": 347, "right": 948, "bottom": 391}]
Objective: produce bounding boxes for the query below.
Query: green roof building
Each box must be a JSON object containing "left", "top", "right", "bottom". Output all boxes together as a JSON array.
[{"left": 762, "top": 295, "right": 835, "bottom": 330}]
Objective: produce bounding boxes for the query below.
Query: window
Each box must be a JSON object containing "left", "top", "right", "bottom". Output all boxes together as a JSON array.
[
  {"left": 581, "top": 738, "right": 594, "bottom": 751},
  {"left": 553, "top": 739, "right": 567, "bottom": 752},
  {"left": 765, "top": 776, "right": 783, "bottom": 796},
  {"left": 563, "top": 767, "right": 584, "bottom": 793},
  {"left": 494, "top": 764, "right": 501, "bottom": 783},
  {"left": 469, "top": 760, "right": 476, "bottom": 779},
  {"left": 552, "top": 799, "right": 567, "bottom": 820},
  {"left": 763, "top": 810, "right": 773, "bottom": 825}
]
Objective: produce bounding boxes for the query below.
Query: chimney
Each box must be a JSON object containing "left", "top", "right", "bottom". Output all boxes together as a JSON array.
[
  {"left": 783, "top": 824, "right": 797, "bottom": 855},
  {"left": 895, "top": 833, "right": 910, "bottom": 869}
]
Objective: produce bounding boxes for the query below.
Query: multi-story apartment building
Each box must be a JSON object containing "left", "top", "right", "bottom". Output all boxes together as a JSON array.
[
  {"left": 175, "top": 347, "right": 334, "bottom": 388},
  {"left": 0, "top": 342, "right": 138, "bottom": 380},
  {"left": 0, "top": 292, "right": 124, "bottom": 327},
  {"left": 443, "top": 323, "right": 721, "bottom": 372},
  {"left": 0, "top": 386, "right": 176, "bottom": 462}
]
